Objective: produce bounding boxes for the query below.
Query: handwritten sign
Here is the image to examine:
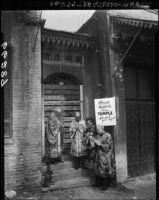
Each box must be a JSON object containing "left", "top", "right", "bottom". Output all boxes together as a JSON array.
[{"left": 94, "top": 97, "right": 116, "bottom": 126}]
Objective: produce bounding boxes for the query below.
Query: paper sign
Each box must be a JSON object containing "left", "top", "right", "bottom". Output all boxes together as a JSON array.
[{"left": 94, "top": 97, "right": 116, "bottom": 126}]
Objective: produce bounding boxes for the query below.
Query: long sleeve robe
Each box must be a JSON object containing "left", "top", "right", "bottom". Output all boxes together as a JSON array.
[
  {"left": 46, "top": 111, "right": 62, "bottom": 159},
  {"left": 69, "top": 120, "right": 86, "bottom": 157},
  {"left": 93, "top": 132, "right": 115, "bottom": 177}
]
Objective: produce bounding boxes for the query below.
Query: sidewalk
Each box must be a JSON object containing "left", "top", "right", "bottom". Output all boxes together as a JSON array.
[
  {"left": 41, "top": 186, "right": 135, "bottom": 200},
  {"left": 122, "top": 173, "right": 156, "bottom": 200},
  {"left": 41, "top": 173, "right": 156, "bottom": 200},
  {"left": 10, "top": 174, "right": 156, "bottom": 200}
]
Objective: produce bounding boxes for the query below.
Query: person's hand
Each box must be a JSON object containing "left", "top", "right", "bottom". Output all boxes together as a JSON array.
[
  {"left": 95, "top": 140, "right": 101, "bottom": 146},
  {"left": 75, "top": 125, "right": 79, "bottom": 130},
  {"left": 77, "top": 127, "right": 81, "bottom": 132}
]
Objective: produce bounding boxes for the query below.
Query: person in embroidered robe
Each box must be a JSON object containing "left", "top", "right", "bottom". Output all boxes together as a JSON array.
[
  {"left": 92, "top": 125, "right": 115, "bottom": 189},
  {"left": 46, "top": 108, "right": 64, "bottom": 163},
  {"left": 70, "top": 112, "right": 86, "bottom": 169},
  {"left": 83, "top": 117, "right": 96, "bottom": 168}
]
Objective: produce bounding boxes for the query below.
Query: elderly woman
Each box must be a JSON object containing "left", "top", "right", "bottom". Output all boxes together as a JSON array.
[
  {"left": 92, "top": 125, "right": 115, "bottom": 189},
  {"left": 70, "top": 112, "right": 86, "bottom": 170},
  {"left": 46, "top": 108, "right": 64, "bottom": 163}
]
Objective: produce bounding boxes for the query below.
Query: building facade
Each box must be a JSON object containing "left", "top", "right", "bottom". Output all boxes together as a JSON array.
[
  {"left": 2, "top": 11, "right": 45, "bottom": 194},
  {"left": 41, "top": 28, "right": 99, "bottom": 157},
  {"left": 78, "top": 10, "right": 157, "bottom": 181},
  {"left": 2, "top": 10, "right": 158, "bottom": 195}
]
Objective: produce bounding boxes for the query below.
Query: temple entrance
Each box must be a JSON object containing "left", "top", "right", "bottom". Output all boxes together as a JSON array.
[
  {"left": 42, "top": 73, "right": 94, "bottom": 190},
  {"left": 43, "top": 73, "right": 82, "bottom": 155}
]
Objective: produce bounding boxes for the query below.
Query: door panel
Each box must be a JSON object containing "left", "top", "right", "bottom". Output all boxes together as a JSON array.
[
  {"left": 139, "top": 103, "right": 156, "bottom": 174},
  {"left": 126, "top": 101, "right": 156, "bottom": 177},
  {"left": 126, "top": 102, "right": 141, "bottom": 177},
  {"left": 124, "top": 67, "right": 137, "bottom": 99},
  {"left": 44, "top": 84, "right": 80, "bottom": 154},
  {"left": 138, "top": 69, "right": 155, "bottom": 100},
  {"left": 125, "top": 66, "right": 155, "bottom": 177}
]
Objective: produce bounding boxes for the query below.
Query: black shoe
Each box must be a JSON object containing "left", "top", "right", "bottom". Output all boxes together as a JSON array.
[
  {"left": 75, "top": 166, "right": 79, "bottom": 170},
  {"left": 60, "top": 156, "right": 64, "bottom": 162},
  {"left": 95, "top": 176, "right": 103, "bottom": 187},
  {"left": 102, "top": 177, "right": 111, "bottom": 190}
]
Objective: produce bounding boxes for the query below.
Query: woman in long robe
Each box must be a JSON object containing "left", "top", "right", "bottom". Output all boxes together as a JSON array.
[
  {"left": 46, "top": 108, "right": 63, "bottom": 163},
  {"left": 70, "top": 112, "right": 86, "bottom": 169},
  {"left": 83, "top": 117, "right": 96, "bottom": 168},
  {"left": 92, "top": 125, "right": 115, "bottom": 189}
]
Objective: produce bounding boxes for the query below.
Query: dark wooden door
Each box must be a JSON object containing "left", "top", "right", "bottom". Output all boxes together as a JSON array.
[
  {"left": 125, "top": 66, "right": 156, "bottom": 177},
  {"left": 139, "top": 102, "right": 156, "bottom": 174},
  {"left": 126, "top": 101, "right": 141, "bottom": 176},
  {"left": 44, "top": 84, "right": 80, "bottom": 154}
]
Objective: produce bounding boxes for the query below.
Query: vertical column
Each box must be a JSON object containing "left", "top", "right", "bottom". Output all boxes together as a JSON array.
[
  {"left": 108, "top": 16, "right": 128, "bottom": 182},
  {"left": 15, "top": 11, "right": 42, "bottom": 193},
  {"left": 95, "top": 11, "right": 112, "bottom": 98},
  {"left": 42, "top": 84, "right": 45, "bottom": 157},
  {"left": 95, "top": 10, "right": 128, "bottom": 182},
  {"left": 80, "top": 85, "right": 84, "bottom": 120}
]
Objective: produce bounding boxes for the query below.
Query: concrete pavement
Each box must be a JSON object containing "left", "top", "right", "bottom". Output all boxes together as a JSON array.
[
  {"left": 9, "top": 173, "right": 156, "bottom": 200},
  {"left": 122, "top": 173, "right": 156, "bottom": 200},
  {"left": 41, "top": 173, "right": 156, "bottom": 200},
  {"left": 41, "top": 186, "right": 135, "bottom": 200}
]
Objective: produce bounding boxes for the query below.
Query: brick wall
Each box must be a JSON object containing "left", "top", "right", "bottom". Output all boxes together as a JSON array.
[{"left": 4, "top": 11, "right": 42, "bottom": 194}]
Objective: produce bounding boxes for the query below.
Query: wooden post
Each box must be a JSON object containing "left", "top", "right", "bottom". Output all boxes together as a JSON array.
[
  {"left": 107, "top": 12, "right": 128, "bottom": 182},
  {"left": 42, "top": 84, "right": 45, "bottom": 157},
  {"left": 80, "top": 85, "right": 84, "bottom": 120}
]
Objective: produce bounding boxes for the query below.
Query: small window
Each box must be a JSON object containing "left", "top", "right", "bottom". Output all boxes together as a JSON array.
[
  {"left": 64, "top": 53, "right": 72, "bottom": 63},
  {"left": 54, "top": 52, "right": 61, "bottom": 61},
  {"left": 43, "top": 52, "right": 50, "bottom": 60},
  {"left": 75, "top": 55, "right": 82, "bottom": 64}
]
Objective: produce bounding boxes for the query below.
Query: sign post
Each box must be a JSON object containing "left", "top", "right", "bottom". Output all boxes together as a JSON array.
[{"left": 94, "top": 97, "right": 116, "bottom": 126}]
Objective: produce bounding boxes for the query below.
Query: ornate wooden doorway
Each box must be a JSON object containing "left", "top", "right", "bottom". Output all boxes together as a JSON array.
[
  {"left": 42, "top": 73, "right": 82, "bottom": 156},
  {"left": 124, "top": 63, "right": 156, "bottom": 177}
]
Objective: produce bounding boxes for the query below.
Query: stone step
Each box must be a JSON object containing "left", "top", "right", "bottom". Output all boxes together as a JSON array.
[
  {"left": 41, "top": 176, "right": 95, "bottom": 192},
  {"left": 42, "top": 154, "right": 72, "bottom": 164},
  {"left": 42, "top": 160, "right": 74, "bottom": 173},
  {"left": 51, "top": 168, "right": 94, "bottom": 182},
  {"left": 63, "top": 154, "right": 72, "bottom": 161}
]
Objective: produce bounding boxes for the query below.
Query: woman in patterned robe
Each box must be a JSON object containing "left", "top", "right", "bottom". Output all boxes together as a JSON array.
[
  {"left": 92, "top": 125, "right": 115, "bottom": 189},
  {"left": 70, "top": 112, "right": 86, "bottom": 169},
  {"left": 46, "top": 108, "right": 64, "bottom": 163},
  {"left": 83, "top": 117, "right": 96, "bottom": 168}
]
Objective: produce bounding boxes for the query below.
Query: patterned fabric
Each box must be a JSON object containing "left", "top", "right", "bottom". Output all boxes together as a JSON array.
[
  {"left": 83, "top": 124, "right": 96, "bottom": 150},
  {"left": 46, "top": 110, "right": 62, "bottom": 159},
  {"left": 70, "top": 120, "right": 86, "bottom": 157},
  {"left": 93, "top": 132, "right": 115, "bottom": 177},
  {"left": 82, "top": 122, "right": 96, "bottom": 168}
]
